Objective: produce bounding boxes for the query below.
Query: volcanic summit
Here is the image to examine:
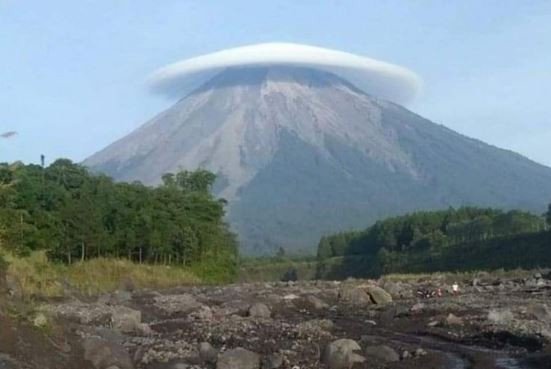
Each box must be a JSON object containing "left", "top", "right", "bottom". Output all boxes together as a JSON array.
[{"left": 85, "top": 43, "right": 551, "bottom": 254}]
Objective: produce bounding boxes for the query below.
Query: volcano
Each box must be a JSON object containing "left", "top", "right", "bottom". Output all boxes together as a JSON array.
[{"left": 85, "top": 65, "right": 551, "bottom": 255}]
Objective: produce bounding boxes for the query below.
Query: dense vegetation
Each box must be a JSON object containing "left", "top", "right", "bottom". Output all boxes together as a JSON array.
[
  {"left": 318, "top": 207, "right": 547, "bottom": 259},
  {"left": 0, "top": 160, "right": 237, "bottom": 278},
  {"left": 317, "top": 206, "right": 551, "bottom": 278}
]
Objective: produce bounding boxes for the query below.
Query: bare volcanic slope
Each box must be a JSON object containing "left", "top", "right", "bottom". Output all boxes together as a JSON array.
[{"left": 85, "top": 66, "right": 551, "bottom": 254}]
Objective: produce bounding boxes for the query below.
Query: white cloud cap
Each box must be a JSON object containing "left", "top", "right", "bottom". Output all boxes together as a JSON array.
[{"left": 148, "top": 42, "right": 422, "bottom": 105}]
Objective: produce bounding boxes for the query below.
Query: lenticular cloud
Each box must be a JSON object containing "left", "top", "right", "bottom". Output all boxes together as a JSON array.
[{"left": 148, "top": 43, "right": 422, "bottom": 105}]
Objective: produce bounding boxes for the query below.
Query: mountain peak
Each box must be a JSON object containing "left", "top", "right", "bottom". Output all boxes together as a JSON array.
[{"left": 85, "top": 66, "right": 551, "bottom": 255}]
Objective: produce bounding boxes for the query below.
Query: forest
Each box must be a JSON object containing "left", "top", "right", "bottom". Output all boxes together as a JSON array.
[
  {"left": 318, "top": 207, "right": 548, "bottom": 259},
  {"left": 316, "top": 206, "right": 551, "bottom": 278},
  {"left": 0, "top": 160, "right": 237, "bottom": 270}
]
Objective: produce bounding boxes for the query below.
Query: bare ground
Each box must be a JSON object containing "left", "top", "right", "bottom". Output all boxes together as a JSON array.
[{"left": 2, "top": 271, "right": 551, "bottom": 369}]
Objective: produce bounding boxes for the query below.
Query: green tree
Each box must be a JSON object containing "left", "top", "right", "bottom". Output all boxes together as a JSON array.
[{"left": 0, "top": 159, "right": 238, "bottom": 276}]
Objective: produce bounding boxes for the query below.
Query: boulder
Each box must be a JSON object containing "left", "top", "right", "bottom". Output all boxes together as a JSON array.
[
  {"left": 381, "top": 281, "right": 413, "bottom": 299},
  {"left": 364, "top": 286, "right": 392, "bottom": 305},
  {"left": 217, "top": 348, "right": 260, "bottom": 369},
  {"left": 338, "top": 287, "right": 371, "bottom": 306},
  {"left": 248, "top": 303, "right": 271, "bottom": 319},
  {"left": 199, "top": 342, "right": 218, "bottom": 364},
  {"left": 82, "top": 337, "right": 134, "bottom": 369},
  {"left": 111, "top": 306, "right": 142, "bottom": 333},
  {"left": 364, "top": 345, "right": 399, "bottom": 362},
  {"left": 323, "top": 339, "right": 365, "bottom": 369},
  {"left": 302, "top": 295, "right": 329, "bottom": 310}
]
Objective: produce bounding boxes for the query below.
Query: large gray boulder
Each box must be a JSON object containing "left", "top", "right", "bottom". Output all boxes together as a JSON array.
[
  {"left": 217, "top": 348, "right": 260, "bottom": 369},
  {"left": 338, "top": 287, "right": 372, "bottom": 306},
  {"left": 248, "top": 303, "right": 271, "bottom": 319},
  {"left": 111, "top": 306, "right": 142, "bottom": 333},
  {"left": 364, "top": 286, "right": 392, "bottom": 305},
  {"left": 322, "top": 339, "right": 365, "bottom": 369},
  {"left": 302, "top": 295, "right": 329, "bottom": 310}
]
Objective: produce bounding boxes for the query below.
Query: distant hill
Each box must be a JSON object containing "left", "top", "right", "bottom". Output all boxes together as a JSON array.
[{"left": 85, "top": 66, "right": 551, "bottom": 255}]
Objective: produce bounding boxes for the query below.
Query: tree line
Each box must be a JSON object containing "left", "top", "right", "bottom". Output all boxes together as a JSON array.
[
  {"left": 0, "top": 160, "right": 237, "bottom": 268},
  {"left": 318, "top": 206, "right": 549, "bottom": 260}
]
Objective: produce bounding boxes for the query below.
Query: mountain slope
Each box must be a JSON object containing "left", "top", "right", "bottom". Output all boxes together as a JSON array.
[{"left": 85, "top": 66, "right": 551, "bottom": 254}]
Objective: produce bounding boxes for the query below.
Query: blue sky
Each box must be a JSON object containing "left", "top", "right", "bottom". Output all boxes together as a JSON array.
[{"left": 2, "top": 0, "right": 551, "bottom": 166}]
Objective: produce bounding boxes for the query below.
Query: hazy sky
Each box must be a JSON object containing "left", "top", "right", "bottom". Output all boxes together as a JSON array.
[{"left": 2, "top": 1, "right": 551, "bottom": 166}]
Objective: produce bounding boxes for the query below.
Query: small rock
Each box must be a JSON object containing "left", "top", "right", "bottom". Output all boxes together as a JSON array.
[
  {"left": 364, "top": 345, "right": 399, "bottom": 362},
  {"left": 323, "top": 339, "right": 365, "bottom": 369},
  {"left": 401, "top": 350, "right": 412, "bottom": 359},
  {"left": 445, "top": 313, "right": 464, "bottom": 326},
  {"left": 410, "top": 303, "right": 425, "bottom": 313},
  {"left": 199, "top": 342, "right": 218, "bottom": 364},
  {"left": 415, "top": 348, "right": 427, "bottom": 357},
  {"left": 217, "top": 348, "right": 260, "bottom": 369},
  {"left": 283, "top": 294, "right": 299, "bottom": 301},
  {"left": 137, "top": 323, "right": 154, "bottom": 336}
]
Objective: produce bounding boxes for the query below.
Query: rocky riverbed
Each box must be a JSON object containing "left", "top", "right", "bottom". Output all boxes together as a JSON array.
[{"left": 2, "top": 272, "right": 551, "bottom": 369}]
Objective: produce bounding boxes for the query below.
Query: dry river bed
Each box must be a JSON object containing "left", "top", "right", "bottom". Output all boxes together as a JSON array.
[{"left": 2, "top": 272, "right": 551, "bottom": 369}]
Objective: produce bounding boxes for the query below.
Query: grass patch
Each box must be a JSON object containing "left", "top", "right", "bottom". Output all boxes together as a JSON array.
[
  {"left": 238, "top": 257, "right": 318, "bottom": 282},
  {"left": 1, "top": 250, "right": 201, "bottom": 299}
]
